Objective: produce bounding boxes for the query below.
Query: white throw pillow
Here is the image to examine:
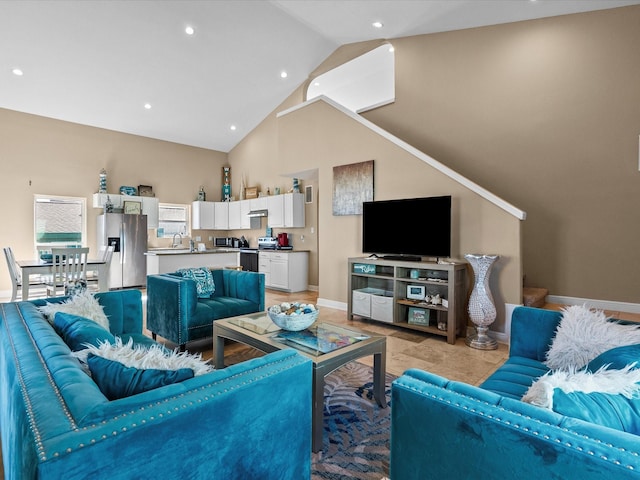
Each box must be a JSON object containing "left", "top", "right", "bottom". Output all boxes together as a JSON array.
[
  {"left": 73, "top": 337, "right": 213, "bottom": 376},
  {"left": 544, "top": 305, "right": 640, "bottom": 371},
  {"left": 523, "top": 365, "right": 640, "bottom": 409},
  {"left": 39, "top": 290, "right": 110, "bottom": 331}
]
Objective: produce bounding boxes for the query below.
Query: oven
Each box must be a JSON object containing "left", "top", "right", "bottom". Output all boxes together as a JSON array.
[{"left": 240, "top": 249, "right": 259, "bottom": 272}]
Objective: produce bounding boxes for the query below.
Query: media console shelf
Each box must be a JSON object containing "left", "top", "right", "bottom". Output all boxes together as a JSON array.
[{"left": 347, "top": 257, "right": 467, "bottom": 344}]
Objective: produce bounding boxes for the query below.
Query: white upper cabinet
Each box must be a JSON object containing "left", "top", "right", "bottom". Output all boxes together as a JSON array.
[
  {"left": 284, "top": 193, "right": 305, "bottom": 228},
  {"left": 192, "top": 201, "right": 215, "bottom": 229},
  {"left": 240, "top": 199, "right": 252, "bottom": 229},
  {"left": 141, "top": 197, "right": 159, "bottom": 228},
  {"left": 228, "top": 201, "right": 242, "bottom": 230},
  {"left": 268, "top": 193, "right": 305, "bottom": 228},
  {"left": 250, "top": 197, "right": 268, "bottom": 211},
  {"left": 214, "top": 202, "right": 229, "bottom": 230},
  {"left": 228, "top": 199, "right": 252, "bottom": 230},
  {"left": 267, "top": 195, "right": 285, "bottom": 227}
]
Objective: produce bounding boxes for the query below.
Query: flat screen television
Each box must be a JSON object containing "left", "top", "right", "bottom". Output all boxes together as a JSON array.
[{"left": 362, "top": 195, "right": 451, "bottom": 260}]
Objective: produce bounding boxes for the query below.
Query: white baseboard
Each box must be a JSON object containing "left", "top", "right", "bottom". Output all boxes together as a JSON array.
[
  {"left": 546, "top": 295, "right": 640, "bottom": 314},
  {"left": 0, "top": 289, "right": 12, "bottom": 302},
  {"left": 317, "top": 297, "right": 347, "bottom": 311}
]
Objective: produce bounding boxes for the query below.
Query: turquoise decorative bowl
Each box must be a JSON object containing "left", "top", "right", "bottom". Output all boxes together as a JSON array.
[{"left": 268, "top": 305, "right": 319, "bottom": 331}]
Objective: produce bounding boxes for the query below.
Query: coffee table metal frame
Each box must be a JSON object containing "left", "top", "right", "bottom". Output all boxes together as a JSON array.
[{"left": 212, "top": 313, "right": 387, "bottom": 453}]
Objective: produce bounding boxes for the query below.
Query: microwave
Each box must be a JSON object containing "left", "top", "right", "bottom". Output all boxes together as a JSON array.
[{"left": 214, "top": 237, "right": 231, "bottom": 247}]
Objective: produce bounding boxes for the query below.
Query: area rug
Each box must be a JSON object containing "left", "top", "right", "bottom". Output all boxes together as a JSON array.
[
  {"left": 222, "top": 347, "right": 395, "bottom": 479},
  {"left": 312, "top": 361, "right": 395, "bottom": 480}
]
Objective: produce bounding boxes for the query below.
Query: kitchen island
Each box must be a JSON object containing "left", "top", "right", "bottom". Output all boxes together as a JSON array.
[{"left": 145, "top": 248, "right": 240, "bottom": 275}]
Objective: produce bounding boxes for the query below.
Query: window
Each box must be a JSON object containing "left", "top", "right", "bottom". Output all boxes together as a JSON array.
[
  {"left": 34, "top": 195, "right": 86, "bottom": 253},
  {"left": 306, "top": 43, "right": 395, "bottom": 113},
  {"left": 158, "top": 204, "right": 189, "bottom": 238}
]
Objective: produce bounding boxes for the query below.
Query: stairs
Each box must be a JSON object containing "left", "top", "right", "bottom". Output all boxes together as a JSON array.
[{"left": 523, "top": 287, "right": 548, "bottom": 308}]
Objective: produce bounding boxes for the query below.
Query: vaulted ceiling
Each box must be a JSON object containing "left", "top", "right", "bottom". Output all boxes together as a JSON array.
[{"left": 1, "top": 0, "right": 637, "bottom": 152}]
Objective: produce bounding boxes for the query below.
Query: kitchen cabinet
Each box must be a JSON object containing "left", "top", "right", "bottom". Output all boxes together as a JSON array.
[
  {"left": 228, "top": 201, "right": 241, "bottom": 230},
  {"left": 250, "top": 197, "right": 268, "bottom": 211},
  {"left": 267, "top": 193, "right": 305, "bottom": 228},
  {"left": 92, "top": 193, "right": 159, "bottom": 228},
  {"left": 240, "top": 199, "right": 252, "bottom": 229},
  {"left": 267, "top": 195, "right": 285, "bottom": 227},
  {"left": 141, "top": 197, "right": 159, "bottom": 228},
  {"left": 93, "top": 193, "right": 122, "bottom": 209},
  {"left": 259, "top": 250, "right": 308, "bottom": 293},
  {"left": 192, "top": 201, "right": 215, "bottom": 229},
  {"left": 146, "top": 250, "right": 239, "bottom": 275},
  {"left": 227, "top": 199, "right": 252, "bottom": 230},
  {"left": 214, "top": 202, "right": 229, "bottom": 230}
]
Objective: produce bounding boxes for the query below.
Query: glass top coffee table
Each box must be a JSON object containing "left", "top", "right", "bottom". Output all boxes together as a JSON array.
[{"left": 212, "top": 312, "right": 387, "bottom": 453}]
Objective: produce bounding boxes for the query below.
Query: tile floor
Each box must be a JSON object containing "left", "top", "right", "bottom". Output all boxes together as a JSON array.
[{"left": 149, "top": 288, "right": 510, "bottom": 386}]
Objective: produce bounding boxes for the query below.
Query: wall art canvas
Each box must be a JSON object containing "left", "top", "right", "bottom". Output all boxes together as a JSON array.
[{"left": 332, "top": 160, "right": 374, "bottom": 215}]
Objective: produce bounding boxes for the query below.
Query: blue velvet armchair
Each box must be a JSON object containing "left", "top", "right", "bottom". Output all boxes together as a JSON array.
[{"left": 146, "top": 268, "right": 265, "bottom": 350}]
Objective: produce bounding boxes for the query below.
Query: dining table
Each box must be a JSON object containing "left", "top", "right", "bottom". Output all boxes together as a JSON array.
[{"left": 16, "top": 258, "right": 108, "bottom": 300}]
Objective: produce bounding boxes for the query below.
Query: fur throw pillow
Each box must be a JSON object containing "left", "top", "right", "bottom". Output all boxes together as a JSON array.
[
  {"left": 39, "top": 290, "right": 110, "bottom": 331},
  {"left": 523, "top": 365, "right": 640, "bottom": 408},
  {"left": 73, "top": 337, "right": 213, "bottom": 376},
  {"left": 544, "top": 305, "right": 640, "bottom": 371}
]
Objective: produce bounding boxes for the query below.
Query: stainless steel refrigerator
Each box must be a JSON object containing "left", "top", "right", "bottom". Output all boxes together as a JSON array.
[{"left": 97, "top": 213, "right": 147, "bottom": 289}]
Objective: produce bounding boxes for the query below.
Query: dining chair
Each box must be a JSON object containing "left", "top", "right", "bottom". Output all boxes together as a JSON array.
[
  {"left": 47, "top": 247, "right": 90, "bottom": 297},
  {"left": 87, "top": 245, "right": 114, "bottom": 292},
  {"left": 3, "top": 247, "right": 49, "bottom": 301}
]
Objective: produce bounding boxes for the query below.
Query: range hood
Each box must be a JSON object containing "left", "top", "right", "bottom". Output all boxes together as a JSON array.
[{"left": 247, "top": 209, "right": 268, "bottom": 218}]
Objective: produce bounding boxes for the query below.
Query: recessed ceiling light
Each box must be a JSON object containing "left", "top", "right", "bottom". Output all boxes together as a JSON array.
[
  {"left": 388, "top": 46, "right": 395, "bottom": 53},
  {"left": 144, "top": 103, "right": 152, "bottom": 110},
  {"left": 280, "top": 71, "right": 288, "bottom": 79},
  {"left": 12, "top": 68, "right": 23, "bottom": 76},
  {"left": 185, "top": 25, "right": 195, "bottom": 35},
  {"left": 372, "top": 21, "right": 383, "bottom": 29},
  {"left": 314, "top": 82, "right": 320, "bottom": 87},
  {"left": 230, "top": 125, "right": 237, "bottom": 131}
]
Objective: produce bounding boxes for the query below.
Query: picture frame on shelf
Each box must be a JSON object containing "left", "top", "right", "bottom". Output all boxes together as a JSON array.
[
  {"left": 245, "top": 187, "right": 258, "bottom": 199},
  {"left": 138, "top": 185, "right": 154, "bottom": 197},
  {"left": 407, "top": 285, "right": 426, "bottom": 301},
  {"left": 123, "top": 201, "right": 142, "bottom": 215}
]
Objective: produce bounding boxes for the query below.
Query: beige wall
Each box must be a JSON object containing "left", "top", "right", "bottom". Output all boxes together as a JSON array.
[
  {"left": 275, "top": 100, "right": 522, "bottom": 333},
  {"left": 0, "top": 108, "right": 226, "bottom": 288},
  {"left": 362, "top": 6, "right": 640, "bottom": 303},
  {"left": 3, "top": 5, "right": 638, "bottom": 333}
]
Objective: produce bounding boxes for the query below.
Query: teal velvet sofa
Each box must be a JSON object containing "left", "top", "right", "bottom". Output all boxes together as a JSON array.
[
  {"left": 147, "top": 269, "right": 265, "bottom": 351},
  {"left": 0, "top": 289, "right": 312, "bottom": 480},
  {"left": 390, "top": 306, "right": 640, "bottom": 479}
]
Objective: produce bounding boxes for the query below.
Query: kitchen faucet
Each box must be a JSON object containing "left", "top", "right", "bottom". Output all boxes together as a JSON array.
[{"left": 172, "top": 233, "right": 183, "bottom": 248}]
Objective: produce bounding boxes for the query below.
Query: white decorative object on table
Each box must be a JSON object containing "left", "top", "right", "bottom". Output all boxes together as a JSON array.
[
  {"left": 268, "top": 302, "right": 318, "bottom": 331},
  {"left": 465, "top": 254, "right": 499, "bottom": 350}
]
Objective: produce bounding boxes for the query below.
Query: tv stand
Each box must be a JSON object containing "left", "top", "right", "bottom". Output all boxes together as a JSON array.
[
  {"left": 382, "top": 254, "right": 422, "bottom": 262},
  {"left": 348, "top": 257, "right": 467, "bottom": 344}
]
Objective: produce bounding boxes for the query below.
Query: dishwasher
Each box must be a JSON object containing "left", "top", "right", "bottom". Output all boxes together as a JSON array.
[{"left": 240, "top": 249, "right": 259, "bottom": 272}]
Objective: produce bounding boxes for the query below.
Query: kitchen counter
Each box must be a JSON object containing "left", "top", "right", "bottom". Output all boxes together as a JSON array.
[
  {"left": 146, "top": 248, "right": 240, "bottom": 275},
  {"left": 145, "top": 247, "right": 240, "bottom": 255}
]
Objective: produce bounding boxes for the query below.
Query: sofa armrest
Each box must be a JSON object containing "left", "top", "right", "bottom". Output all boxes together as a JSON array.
[
  {"left": 509, "top": 306, "right": 562, "bottom": 361},
  {"left": 29, "top": 289, "right": 144, "bottom": 336},
  {"left": 146, "top": 274, "right": 198, "bottom": 344},
  {"left": 214, "top": 270, "right": 265, "bottom": 309},
  {"left": 391, "top": 369, "right": 640, "bottom": 479}
]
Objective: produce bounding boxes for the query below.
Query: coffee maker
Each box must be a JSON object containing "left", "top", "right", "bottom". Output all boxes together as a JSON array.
[{"left": 277, "top": 233, "right": 289, "bottom": 248}]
